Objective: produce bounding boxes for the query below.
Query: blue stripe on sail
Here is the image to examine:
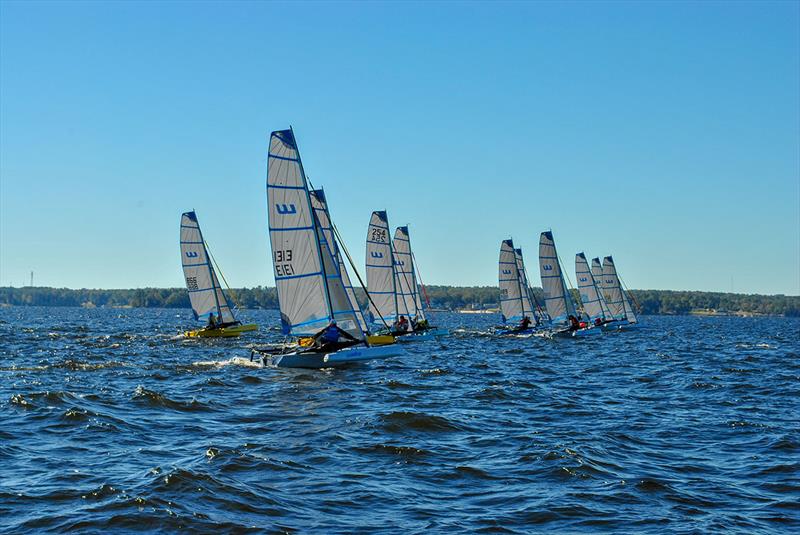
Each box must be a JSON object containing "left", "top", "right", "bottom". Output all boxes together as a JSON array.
[
  {"left": 369, "top": 291, "right": 395, "bottom": 295},
  {"left": 180, "top": 225, "right": 198, "bottom": 229},
  {"left": 366, "top": 240, "right": 390, "bottom": 245},
  {"left": 499, "top": 261, "right": 516, "bottom": 265},
  {"left": 181, "top": 241, "right": 204, "bottom": 245},
  {"left": 275, "top": 271, "right": 323, "bottom": 281},
  {"left": 394, "top": 236, "right": 409, "bottom": 242},
  {"left": 271, "top": 225, "right": 315, "bottom": 232},
  {"left": 500, "top": 297, "right": 522, "bottom": 302},
  {"left": 291, "top": 317, "right": 330, "bottom": 329},
  {"left": 499, "top": 278, "right": 517, "bottom": 282},
  {"left": 541, "top": 274, "right": 562, "bottom": 279},
  {"left": 188, "top": 287, "right": 216, "bottom": 294},
  {"left": 366, "top": 264, "right": 392, "bottom": 268},
  {"left": 182, "top": 263, "right": 209, "bottom": 268},
  {"left": 267, "top": 183, "right": 305, "bottom": 190},
  {"left": 268, "top": 153, "right": 300, "bottom": 162},
  {"left": 368, "top": 222, "right": 388, "bottom": 229}
]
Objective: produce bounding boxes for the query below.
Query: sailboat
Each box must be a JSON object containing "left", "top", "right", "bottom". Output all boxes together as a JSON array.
[
  {"left": 575, "top": 252, "right": 615, "bottom": 328},
  {"left": 179, "top": 211, "right": 258, "bottom": 337},
  {"left": 366, "top": 212, "right": 446, "bottom": 341},
  {"left": 497, "top": 239, "right": 539, "bottom": 335},
  {"left": 600, "top": 255, "right": 641, "bottom": 329},
  {"left": 515, "top": 246, "right": 549, "bottom": 326},
  {"left": 253, "top": 128, "right": 404, "bottom": 368},
  {"left": 538, "top": 231, "right": 599, "bottom": 337},
  {"left": 310, "top": 189, "right": 395, "bottom": 346}
]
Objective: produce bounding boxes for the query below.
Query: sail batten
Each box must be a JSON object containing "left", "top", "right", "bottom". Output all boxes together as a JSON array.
[{"left": 180, "top": 211, "right": 236, "bottom": 324}]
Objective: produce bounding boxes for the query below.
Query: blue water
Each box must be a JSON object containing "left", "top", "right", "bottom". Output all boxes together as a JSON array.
[{"left": 1, "top": 307, "right": 798, "bottom": 533}]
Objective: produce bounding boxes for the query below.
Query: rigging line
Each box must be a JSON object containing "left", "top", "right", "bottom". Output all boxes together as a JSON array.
[
  {"left": 617, "top": 273, "right": 643, "bottom": 314},
  {"left": 305, "top": 176, "right": 391, "bottom": 331},
  {"left": 410, "top": 250, "right": 431, "bottom": 309},
  {"left": 203, "top": 240, "right": 245, "bottom": 318}
]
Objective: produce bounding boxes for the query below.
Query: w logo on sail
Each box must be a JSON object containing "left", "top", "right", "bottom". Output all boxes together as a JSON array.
[
  {"left": 502, "top": 269, "right": 512, "bottom": 275},
  {"left": 579, "top": 277, "right": 588, "bottom": 282},
  {"left": 370, "top": 252, "right": 383, "bottom": 258},
  {"left": 276, "top": 204, "right": 297, "bottom": 215},
  {"left": 543, "top": 265, "right": 553, "bottom": 271},
  {"left": 185, "top": 251, "right": 199, "bottom": 258}
]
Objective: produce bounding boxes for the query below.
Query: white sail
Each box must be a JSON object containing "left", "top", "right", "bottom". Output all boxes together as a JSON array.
[
  {"left": 366, "top": 211, "right": 399, "bottom": 324},
  {"left": 310, "top": 188, "right": 369, "bottom": 333},
  {"left": 590, "top": 257, "right": 614, "bottom": 320},
  {"left": 576, "top": 252, "right": 608, "bottom": 323},
  {"left": 602, "top": 256, "right": 638, "bottom": 323},
  {"left": 266, "top": 129, "right": 363, "bottom": 339},
  {"left": 538, "top": 231, "right": 577, "bottom": 325},
  {"left": 180, "top": 211, "right": 237, "bottom": 324},
  {"left": 514, "top": 248, "right": 536, "bottom": 321},
  {"left": 499, "top": 239, "right": 525, "bottom": 323},
  {"left": 393, "top": 226, "right": 425, "bottom": 322}
]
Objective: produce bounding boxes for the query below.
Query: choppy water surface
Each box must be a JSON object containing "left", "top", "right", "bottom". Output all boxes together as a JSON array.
[{"left": 1, "top": 307, "right": 798, "bottom": 533}]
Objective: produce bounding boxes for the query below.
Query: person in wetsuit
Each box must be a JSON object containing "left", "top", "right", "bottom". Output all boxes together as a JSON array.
[{"left": 312, "top": 320, "right": 358, "bottom": 349}]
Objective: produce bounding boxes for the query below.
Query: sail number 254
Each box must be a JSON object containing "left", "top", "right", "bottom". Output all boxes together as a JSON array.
[{"left": 274, "top": 249, "right": 294, "bottom": 277}]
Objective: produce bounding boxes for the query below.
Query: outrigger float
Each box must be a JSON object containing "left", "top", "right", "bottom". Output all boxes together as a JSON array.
[
  {"left": 250, "top": 128, "right": 404, "bottom": 368},
  {"left": 179, "top": 211, "right": 257, "bottom": 338}
]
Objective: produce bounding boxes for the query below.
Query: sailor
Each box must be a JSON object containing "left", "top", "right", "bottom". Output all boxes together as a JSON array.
[
  {"left": 207, "top": 313, "right": 218, "bottom": 329},
  {"left": 312, "top": 320, "right": 357, "bottom": 348},
  {"left": 519, "top": 316, "right": 532, "bottom": 330},
  {"left": 568, "top": 314, "right": 580, "bottom": 331},
  {"left": 594, "top": 317, "right": 603, "bottom": 327},
  {"left": 393, "top": 315, "right": 410, "bottom": 333}
]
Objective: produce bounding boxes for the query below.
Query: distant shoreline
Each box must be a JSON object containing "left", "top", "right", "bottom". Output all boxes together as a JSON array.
[{"left": 2, "top": 286, "right": 798, "bottom": 317}]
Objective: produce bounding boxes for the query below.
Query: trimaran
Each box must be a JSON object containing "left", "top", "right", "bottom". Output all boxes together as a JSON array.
[
  {"left": 251, "top": 128, "right": 404, "bottom": 368},
  {"left": 179, "top": 210, "right": 257, "bottom": 338}
]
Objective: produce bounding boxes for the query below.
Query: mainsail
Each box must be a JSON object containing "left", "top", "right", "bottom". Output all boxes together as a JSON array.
[
  {"left": 538, "top": 231, "right": 577, "bottom": 325},
  {"left": 393, "top": 226, "right": 425, "bottom": 322},
  {"left": 366, "top": 211, "right": 401, "bottom": 324},
  {"left": 576, "top": 252, "right": 609, "bottom": 323},
  {"left": 266, "top": 128, "right": 364, "bottom": 339},
  {"left": 309, "top": 188, "right": 369, "bottom": 333},
  {"left": 601, "top": 256, "right": 638, "bottom": 324},
  {"left": 180, "top": 211, "right": 237, "bottom": 324},
  {"left": 499, "top": 239, "right": 526, "bottom": 323},
  {"left": 515, "top": 247, "right": 541, "bottom": 322}
]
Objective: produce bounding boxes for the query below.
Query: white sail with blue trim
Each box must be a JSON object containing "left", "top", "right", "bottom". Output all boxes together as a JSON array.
[
  {"left": 514, "top": 248, "right": 537, "bottom": 322},
  {"left": 590, "top": 257, "right": 614, "bottom": 320},
  {"left": 538, "top": 231, "right": 577, "bottom": 326},
  {"left": 366, "top": 211, "right": 400, "bottom": 324},
  {"left": 601, "top": 256, "right": 638, "bottom": 324},
  {"left": 499, "top": 239, "right": 526, "bottom": 323},
  {"left": 393, "top": 226, "right": 425, "bottom": 322},
  {"left": 576, "top": 252, "right": 608, "bottom": 323},
  {"left": 180, "top": 211, "right": 236, "bottom": 324},
  {"left": 266, "top": 129, "right": 364, "bottom": 339},
  {"left": 310, "top": 188, "right": 369, "bottom": 333}
]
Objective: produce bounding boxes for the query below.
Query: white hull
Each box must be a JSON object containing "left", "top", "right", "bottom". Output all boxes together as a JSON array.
[{"left": 262, "top": 344, "right": 404, "bottom": 369}]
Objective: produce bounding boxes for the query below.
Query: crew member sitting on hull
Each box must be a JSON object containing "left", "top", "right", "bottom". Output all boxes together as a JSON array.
[
  {"left": 206, "top": 313, "right": 218, "bottom": 330},
  {"left": 311, "top": 320, "right": 358, "bottom": 350},
  {"left": 519, "top": 316, "right": 532, "bottom": 330},
  {"left": 568, "top": 315, "right": 580, "bottom": 331},
  {"left": 414, "top": 317, "right": 429, "bottom": 330},
  {"left": 392, "top": 315, "right": 410, "bottom": 334}
]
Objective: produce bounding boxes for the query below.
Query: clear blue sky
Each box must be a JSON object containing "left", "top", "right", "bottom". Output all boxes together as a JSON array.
[{"left": 1, "top": 1, "right": 798, "bottom": 295}]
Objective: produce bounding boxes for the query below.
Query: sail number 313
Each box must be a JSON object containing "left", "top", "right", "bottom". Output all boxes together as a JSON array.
[{"left": 274, "top": 250, "right": 294, "bottom": 277}]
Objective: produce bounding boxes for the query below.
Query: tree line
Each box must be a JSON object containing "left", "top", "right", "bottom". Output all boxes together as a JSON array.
[{"left": 1, "top": 286, "right": 798, "bottom": 316}]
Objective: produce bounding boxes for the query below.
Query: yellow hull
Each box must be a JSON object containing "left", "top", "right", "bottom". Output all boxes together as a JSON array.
[
  {"left": 184, "top": 324, "right": 258, "bottom": 338},
  {"left": 366, "top": 334, "right": 396, "bottom": 346}
]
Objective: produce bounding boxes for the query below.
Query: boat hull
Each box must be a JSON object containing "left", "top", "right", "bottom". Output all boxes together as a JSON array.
[
  {"left": 263, "top": 344, "right": 404, "bottom": 369},
  {"left": 184, "top": 324, "right": 258, "bottom": 338}
]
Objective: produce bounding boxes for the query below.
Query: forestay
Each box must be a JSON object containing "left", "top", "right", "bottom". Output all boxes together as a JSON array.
[
  {"left": 366, "top": 211, "right": 400, "bottom": 324},
  {"left": 393, "top": 226, "right": 425, "bottom": 322},
  {"left": 266, "top": 129, "right": 364, "bottom": 339},
  {"left": 180, "top": 212, "right": 236, "bottom": 324},
  {"left": 576, "top": 252, "right": 608, "bottom": 323},
  {"left": 310, "top": 188, "right": 369, "bottom": 333},
  {"left": 601, "top": 256, "right": 638, "bottom": 323},
  {"left": 538, "top": 231, "right": 577, "bottom": 325}
]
